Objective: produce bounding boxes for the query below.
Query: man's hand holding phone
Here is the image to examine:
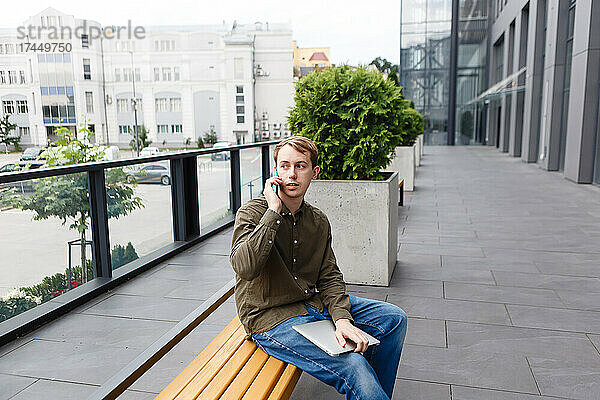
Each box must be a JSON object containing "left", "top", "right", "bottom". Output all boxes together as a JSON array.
[{"left": 264, "top": 172, "right": 283, "bottom": 214}]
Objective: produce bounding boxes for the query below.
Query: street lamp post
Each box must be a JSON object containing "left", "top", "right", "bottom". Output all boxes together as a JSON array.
[{"left": 128, "top": 51, "right": 140, "bottom": 157}]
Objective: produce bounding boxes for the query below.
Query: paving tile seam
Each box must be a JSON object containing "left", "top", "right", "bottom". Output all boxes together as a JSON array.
[
  {"left": 3, "top": 376, "right": 39, "bottom": 400},
  {"left": 448, "top": 384, "right": 573, "bottom": 400},
  {"left": 587, "top": 334, "right": 600, "bottom": 357},
  {"left": 524, "top": 356, "right": 544, "bottom": 396},
  {"left": 0, "top": 372, "right": 102, "bottom": 388},
  {"left": 77, "top": 312, "right": 183, "bottom": 323},
  {"left": 0, "top": 339, "right": 36, "bottom": 359}
]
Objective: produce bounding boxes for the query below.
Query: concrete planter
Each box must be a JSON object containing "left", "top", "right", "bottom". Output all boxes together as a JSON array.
[
  {"left": 304, "top": 171, "right": 399, "bottom": 286},
  {"left": 388, "top": 146, "right": 415, "bottom": 191},
  {"left": 416, "top": 135, "right": 423, "bottom": 166},
  {"left": 413, "top": 142, "right": 420, "bottom": 167}
]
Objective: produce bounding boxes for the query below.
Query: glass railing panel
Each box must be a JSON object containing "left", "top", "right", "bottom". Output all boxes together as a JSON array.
[
  {"left": 197, "top": 152, "right": 232, "bottom": 232},
  {"left": 105, "top": 161, "right": 173, "bottom": 270},
  {"left": 0, "top": 173, "right": 94, "bottom": 322},
  {"left": 240, "top": 148, "right": 263, "bottom": 205}
]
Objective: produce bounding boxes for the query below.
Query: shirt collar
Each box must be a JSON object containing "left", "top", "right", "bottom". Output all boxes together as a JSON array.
[{"left": 280, "top": 199, "right": 306, "bottom": 218}]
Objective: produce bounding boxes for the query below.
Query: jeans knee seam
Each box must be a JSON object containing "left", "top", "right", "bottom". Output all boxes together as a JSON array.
[
  {"left": 259, "top": 331, "right": 363, "bottom": 400},
  {"left": 355, "top": 313, "right": 406, "bottom": 337}
]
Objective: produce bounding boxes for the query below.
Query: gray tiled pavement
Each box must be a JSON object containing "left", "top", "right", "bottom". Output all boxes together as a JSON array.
[{"left": 1, "top": 146, "right": 600, "bottom": 399}]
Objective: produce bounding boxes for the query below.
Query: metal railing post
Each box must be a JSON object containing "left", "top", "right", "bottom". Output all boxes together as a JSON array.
[
  {"left": 230, "top": 149, "right": 241, "bottom": 213},
  {"left": 261, "top": 144, "right": 271, "bottom": 190},
  {"left": 88, "top": 169, "right": 112, "bottom": 278},
  {"left": 171, "top": 156, "right": 200, "bottom": 241}
]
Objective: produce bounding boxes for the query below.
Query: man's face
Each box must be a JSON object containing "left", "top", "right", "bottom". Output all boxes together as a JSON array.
[{"left": 275, "top": 144, "right": 320, "bottom": 200}]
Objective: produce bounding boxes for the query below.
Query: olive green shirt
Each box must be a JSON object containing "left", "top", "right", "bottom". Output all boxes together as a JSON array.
[{"left": 230, "top": 197, "right": 353, "bottom": 337}]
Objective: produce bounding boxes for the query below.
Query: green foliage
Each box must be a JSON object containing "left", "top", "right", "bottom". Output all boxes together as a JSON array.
[
  {"left": 129, "top": 125, "right": 152, "bottom": 150},
  {"left": 288, "top": 65, "right": 410, "bottom": 180},
  {"left": 184, "top": 137, "right": 192, "bottom": 149},
  {"left": 0, "top": 115, "right": 20, "bottom": 151},
  {"left": 203, "top": 128, "right": 217, "bottom": 146},
  {"left": 397, "top": 107, "right": 424, "bottom": 147},
  {"left": 111, "top": 242, "right": 139, "bottom": 269},
  {"left": 197, "top": 136, "right": 205, "bottom": 149},
  {"left": 0, "top": 296, "right": 37, "bottom": 322},
  {"left": 369, "top": 57, "right": 400, "bottom": 86}
]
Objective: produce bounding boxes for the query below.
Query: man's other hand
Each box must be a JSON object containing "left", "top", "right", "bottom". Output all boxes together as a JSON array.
[
  {"left": 334, "top": 318, "right": 369, "bottom": 354},
  {"left": 264, "top": 176, "right": 283, "bottom": 213}
]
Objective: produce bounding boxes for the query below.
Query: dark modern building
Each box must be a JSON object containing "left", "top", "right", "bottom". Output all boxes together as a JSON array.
[{"left": 400, "top": 0, "right": 600, "bottom": 185}]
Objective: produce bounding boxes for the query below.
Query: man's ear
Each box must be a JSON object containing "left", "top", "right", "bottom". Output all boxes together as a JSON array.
[{"left": 312, "top": 165, "right": 320, "bottom": 180}]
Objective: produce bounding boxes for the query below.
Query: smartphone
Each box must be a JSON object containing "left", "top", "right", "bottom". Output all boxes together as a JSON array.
[{"left": 272, "top": 169, "right": 279, "bottom": 195}]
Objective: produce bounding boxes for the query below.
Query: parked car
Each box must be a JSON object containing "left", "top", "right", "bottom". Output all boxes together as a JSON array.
[
  {"left": 140, "top": 147, "right": 161, "bottom": 157},
  {"left": 211, "top": 142, "right": 231, "bottom": 161},
  {"left": 0, "top": 164, "right": 17, "bottom": 173},
  {"left": 125, "top": 164, "right": 171, "bottom": 185},
  {"left": 18, "top": 147, "right": 46, "bottom": 169}
]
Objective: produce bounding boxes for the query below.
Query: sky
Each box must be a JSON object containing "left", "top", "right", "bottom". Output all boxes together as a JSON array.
[{"left": 0, "top": 0, "right": 401, "bottom": 66}]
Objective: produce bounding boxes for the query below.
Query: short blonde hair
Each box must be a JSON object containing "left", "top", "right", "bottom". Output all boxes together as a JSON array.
[{"left": 273, "top": 136, "right": 319, "bottom": 168}]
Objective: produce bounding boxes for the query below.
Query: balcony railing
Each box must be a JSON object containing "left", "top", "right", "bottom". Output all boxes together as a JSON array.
[{"left": 0, "top": 140, "right": 277, "bottom": 346}]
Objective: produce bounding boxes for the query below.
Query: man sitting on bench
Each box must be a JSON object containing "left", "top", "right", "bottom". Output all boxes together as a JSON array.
[{"left": 230, "top": 136, "right": 407, "bottom": 400}]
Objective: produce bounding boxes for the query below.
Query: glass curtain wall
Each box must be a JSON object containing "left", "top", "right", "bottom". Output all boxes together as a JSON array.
[
  {"left": 400, "top": 0, "right": 452, "bottom": 145},
  {"left": 455, "top": 0, "right": 488, "bottom": 145}
]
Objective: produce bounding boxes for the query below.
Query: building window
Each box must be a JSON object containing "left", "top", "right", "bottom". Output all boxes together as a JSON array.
[
  {"left": 8, "top": 71, "right": 17, "bottom": 84},
  {"left": 119, "top": 125, "right": 132, "bottom": 134},
  {"left": 236, "top": 95, "right": 244, "bottom": 104},
  {"left": 19, "top": 71, "right": 26, "bottom": 84},
  {"left": 170, "top": 97, "right": 181, "bottom": 112},
  {"left": 0, "top": 71, "right": 5, "bottom": 84},
  {"left": 85, "top": 92, "right": 94, "bottom": 113},
  {"left": 3, "top": 101, "right": 14, "bottom": 114},
  {"left": 123, "top": 68, "right": 132, "bottom": 82},
  {"left": 18, "top": 127, "right": 30, "bottom": 136},
  {"left": 162, "top": 67, "right": 172, "bottom": 81},
  {"left": 117, "top": 99, "right": 128, "bottom": 113},
  {"left": 0, "top": 44, "right": 3, "bottom": 54},
  {"left": 171, "top": 124, "right": 182, "bottom": 133},
  {"left": 236, "top": 85, "right": 244, "bottom": 94},
  {"left": 154, "top": 67, "right": 160, "bottom": 81},
  {"left": 157, "top": 124, "right": 168, "bottom": 133},
  {"left": 82, "top": 34, "right": 89, "bottom": 48},
  {"left": 174, "top": 67, "right": 180, "bottom": 81},
  {"left": 236, "top": 105, "right": 244, "bottom": 114},
  {"left": 237, "top": 115, "right": 245, "bottom": 124},
  {"left": 83, "top": 58, "right": 91, "bottom": 80},
  {"left": 155, "top": 98, "right": 168, "bottom": 112},
  {"left": 16, "top": 100, "right": 28, "bottom": 113},
  {"left": 115, "top": 68, "right": 121, "bottom": 82},
  {"left": 133, "top": 98, "right": 142, "bottom": 112},
  {"left": 134, "top": 68, "right": 140, "bottom": 82},
  {"left": 5, "top": 44, "right": 14, "bottom": 54}
]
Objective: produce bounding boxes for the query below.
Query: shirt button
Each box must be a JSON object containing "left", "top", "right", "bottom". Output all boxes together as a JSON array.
[
  {"left": 293, "top": 258, "right": 296, "bottom": 263},
  {"left": 294, "top": 240, "right": 298, "bottom": 244},
  {"left": 293, "top": 222, "right": 296, "bottom": 226},
  {"left": 268, "top": 240, "right": 272, "bottom": 244},
  {"left": 276, "top": 220, "right": 280, "bottom": 224},
  {"left": 294, "top": 276, "right": 298, "bottom": 280},
  {"left": 304, "top": 289, "right": 308, "bottom": 294}
]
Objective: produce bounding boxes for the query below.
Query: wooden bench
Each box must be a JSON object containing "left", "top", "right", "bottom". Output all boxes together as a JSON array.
[
  {"left": 399, "top": 178, "right": 404, "bottom": 206},
  {"left": 155, "top": 316, "right": 302, "bottom": 400}
]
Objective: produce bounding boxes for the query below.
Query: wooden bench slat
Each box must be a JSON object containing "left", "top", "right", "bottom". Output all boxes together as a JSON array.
[
  {"left": 241, "top": 357, "right": 287, "bottom": 399},
  {"left": 219, "top": 348, "right": 270, "bottom": 400},
  {"left": 266, "top": 364, "right": 302, "bottom": 400},
  {"left": 154, "top": 316, "right": 242, "bottom": 400},
  {"left": 173, "top": 324, "right": 246, "bottom": 400},
  {"left": 196, "top": 339, "right": 257, "bottom": 399}
]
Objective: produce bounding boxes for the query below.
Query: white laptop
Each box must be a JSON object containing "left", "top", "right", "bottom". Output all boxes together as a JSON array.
[{"left": 292, "top": 319, "right": 380, "bottom": 357}]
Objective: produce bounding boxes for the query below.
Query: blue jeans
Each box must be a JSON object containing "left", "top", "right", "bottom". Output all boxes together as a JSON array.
[{"left": 251, "top": 295, "right": 407, "bottom": 400}]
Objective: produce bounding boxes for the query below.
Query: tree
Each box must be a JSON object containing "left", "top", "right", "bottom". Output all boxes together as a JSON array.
[
  {"left": 288, "top": 65, "right": 411, "bottom": 180},
  {"left": 129, "top": 125, "right": 152, "bottom": 150},
  {"left": 369, "top": 57, "right": 400, "bottom": 86},
  {"left": 184, "top": 137, "right": 192, "bottom": 149},
  {"left": 203, "top": 128, "right": 217, "bottom": 146},
  {"left": 197, "top": 136, "right": 205, "bottom": 149},
  {"left": 111, "top": 241, "right": 139, "bottom": 269},
  {"left": 0, "top": 126, "right": 144, "bottom": 287},
  {"left": 0, "top": 115, "right": 20, "bottom": 153}
]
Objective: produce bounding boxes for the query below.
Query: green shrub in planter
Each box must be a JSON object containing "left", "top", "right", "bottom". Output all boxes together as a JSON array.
[
  {"left": 288, "top": 66, "right": 409, "bottom": 180},
  {"left": 398, "top": 107, "right": 424, "bottom": 147}
]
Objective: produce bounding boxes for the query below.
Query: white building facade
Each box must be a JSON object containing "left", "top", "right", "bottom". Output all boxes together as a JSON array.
[{"left": 0, "top": 8, "right": 294, "bottom": 148}]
